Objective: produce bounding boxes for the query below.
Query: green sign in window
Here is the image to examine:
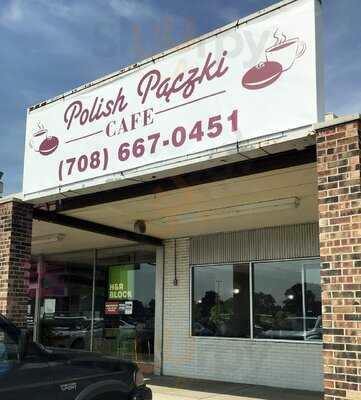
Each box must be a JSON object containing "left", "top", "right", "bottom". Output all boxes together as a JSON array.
[{"left": 108, "top": 265, "right": 135, "bottom": 300}]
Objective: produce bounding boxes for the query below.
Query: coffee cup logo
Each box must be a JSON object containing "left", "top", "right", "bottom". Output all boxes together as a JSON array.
[
  {"left": 29, "top": 122, "right": 59, "bottom": 156},
  {"left": 242, "top": 29, "right": 306, "bottom": 90}
]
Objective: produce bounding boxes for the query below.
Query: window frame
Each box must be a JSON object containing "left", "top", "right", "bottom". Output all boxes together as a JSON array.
[{"left": 190, "top": 257, "right": 322, "bottom": 344}]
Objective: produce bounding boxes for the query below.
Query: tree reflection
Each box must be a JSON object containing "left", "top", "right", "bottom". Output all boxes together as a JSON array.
[
  {"left": 254, "top": 292, "right": 278, "bottom": 315},
  {"left": 254, "top": 282, "right": 322, "bottom": 338},
  {"left": 193, "top": 261, "right": 322, "bottom": 340}
]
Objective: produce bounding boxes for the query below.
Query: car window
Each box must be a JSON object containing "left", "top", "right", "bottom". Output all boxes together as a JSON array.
[{"left": 0, "top": 327, "right": 19, "bottom": 362}]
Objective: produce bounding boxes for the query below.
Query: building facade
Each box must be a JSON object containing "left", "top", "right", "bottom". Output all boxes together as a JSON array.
[
  {"left": 1, "top": 115, "right": 361, "bottom": 400},
  {"left": 1, "top": 1, "right": 361, "bottom": 399}
]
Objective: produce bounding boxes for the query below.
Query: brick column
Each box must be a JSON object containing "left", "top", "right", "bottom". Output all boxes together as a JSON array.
[
  {"left": 317, "top": 117, "right": 361, "bottom": 400},
  {"left": 0, "top": 199, "right": 32, "bottom": 327}
]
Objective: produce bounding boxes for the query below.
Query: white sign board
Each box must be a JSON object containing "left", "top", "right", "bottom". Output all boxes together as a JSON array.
[
  {"left": 44, "top": 298, "right": 56, "bottom": 314},
  {"left": 124, "top": 301, "right": 133, "bottom": 315},
  {"left": 23, "top": 0, "right": 322, "bottom": 200}
]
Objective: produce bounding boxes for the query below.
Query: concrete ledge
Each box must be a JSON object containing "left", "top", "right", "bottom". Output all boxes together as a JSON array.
[
  {"left": 0, "top": 193, "right": 24, "bottom": 204},
  {"left": 312, "top": 113, "right": 360, "bottom": 131}
]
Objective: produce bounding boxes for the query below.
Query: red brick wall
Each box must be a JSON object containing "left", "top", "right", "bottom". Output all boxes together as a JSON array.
[
  {"left": 317, "top": 119, "right": 361, "bottom": 400},
  {"left": 0, "top": 200, "right": 32, "bottom": 327}
]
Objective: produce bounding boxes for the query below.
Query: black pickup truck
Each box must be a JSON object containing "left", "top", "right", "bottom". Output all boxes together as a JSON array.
[{"left": 0, "top": 314, "right": 152, "bottom": 400}]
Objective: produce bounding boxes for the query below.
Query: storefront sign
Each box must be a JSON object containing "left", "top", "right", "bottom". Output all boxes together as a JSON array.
[
  {"left": 23, "top": 0, "right": 322, "bottom": 200},
  {"left": 124, "top": 301, "right": 133, "bottom": 315},
  {"left": 105, "top": 301, "right": 120, "bottom": 315},
  {"left": 104, "top": 300, "right": 136, "bottom": 315},
  {"left": 44, "top": 298, "right": 56, "bottom": 314},
  {"left": 108, "top": 265, "right": 135, "bottom": 300}
]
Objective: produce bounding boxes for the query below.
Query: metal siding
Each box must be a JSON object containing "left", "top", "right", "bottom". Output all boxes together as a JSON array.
[{"left": 190, "top": 223, "right": 319, "bottom": 264}]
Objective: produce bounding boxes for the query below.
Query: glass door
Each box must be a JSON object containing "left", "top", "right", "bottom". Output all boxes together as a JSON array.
[
  {"left": 33, "top": 251, "right": 94, "bottom": 350},
  {"left": 93, "top": 248, "right": 156, "bottom": 364},
  {"left": 30, "top": 247, "right": 156, "bottom": 364}
]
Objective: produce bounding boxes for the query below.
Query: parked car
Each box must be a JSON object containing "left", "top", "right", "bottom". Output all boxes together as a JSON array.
[
  {"left": 192, "top": 322, "right": 215, "bottom": 336},
  {"left": 0, "top": 313, "right": 152, "bottom": 400},
  {"left": 41, "top": 316, "right": 104, "bottom": 350},
  {"left": 257, "top": 316, "right": 322, "bottom": 340}
]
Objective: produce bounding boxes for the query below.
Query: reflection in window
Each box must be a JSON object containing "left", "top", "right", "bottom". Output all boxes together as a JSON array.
[
  {"left": 192, "top": 259, "right": 321, "bottom": 341},
  {"left": 26, "top": 261, "right": 38, "bottom": 333},
  {"left": 37, "top": 251, "right": 94, "bottom": 351},
  {"left": 253, "top": 260, "right": 322, "bottom": 341},
  {"left": 0, "top": 328, "right": 18, "bottom": 362},
  {"left": 94, "top": 250, "right": 156, "bottom": 363},
  {"left": 30, "top": 249, "right": 156, "bottom": 363},
  {"left": 192, "top": 264, "right": 250, "bottom": 338},
  {"left": 304, "top": 264, "right": 322, "bottom": 340}
]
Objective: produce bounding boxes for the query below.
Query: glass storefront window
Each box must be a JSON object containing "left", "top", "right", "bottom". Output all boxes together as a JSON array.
[
  {"left": 191, "top": 259, "right": 322, "bottom": 341},
  {"left": 30, "top": 247, "right": 156, "bottom": 365},
  {"left": 37, "top": 251, "right": 94, "bottom": 350},
  {"left": 192, "top": 263, "right": 250, "bottom": 338},
  {"left": 253, "top": 260, "right": 322, "bottom": 341},
  {"left": 94, "top": 248, "right": 155, "bottom": 363},
  {"left": 304, "top": 263, "right": 322, "bottom": 340},
  {"left": 26, "top": 260, "right": 38, "bottom": 334}
]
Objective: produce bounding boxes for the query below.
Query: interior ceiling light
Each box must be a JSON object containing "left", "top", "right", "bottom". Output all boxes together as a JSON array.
[
  {"left": 32, "top": 233, "right": 66, "bottom": 245},
  {"left": 153, "top": 197, "right": 300, "bottom": 224}
]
